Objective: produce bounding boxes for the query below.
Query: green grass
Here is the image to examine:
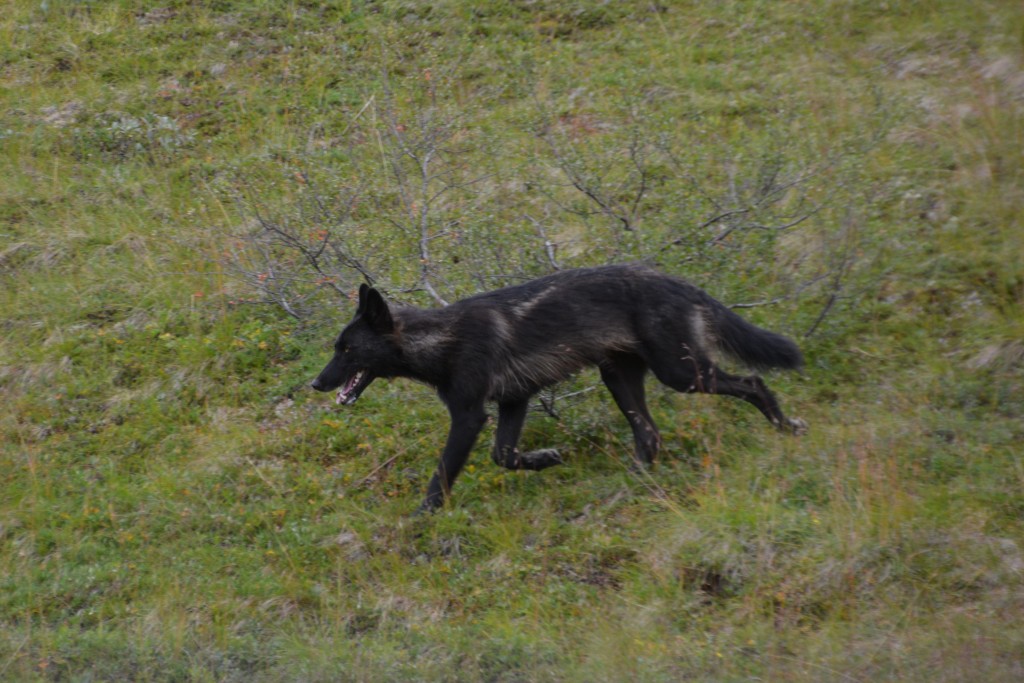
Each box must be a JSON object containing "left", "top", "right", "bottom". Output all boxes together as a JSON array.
[{"left": 3, "top": 0, "right": 1024, "bottom": 680}]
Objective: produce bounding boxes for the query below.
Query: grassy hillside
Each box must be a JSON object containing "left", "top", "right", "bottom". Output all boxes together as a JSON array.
[{"left": 2, "top": 1, "right": 1023, "bottom": 680}]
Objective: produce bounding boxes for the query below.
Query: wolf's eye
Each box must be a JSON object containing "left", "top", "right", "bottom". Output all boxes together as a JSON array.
[{"left": 343, "top": 346, "right": 350, "bottom": 353}]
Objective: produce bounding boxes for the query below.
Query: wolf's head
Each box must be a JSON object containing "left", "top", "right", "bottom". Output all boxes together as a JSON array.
[{"left": 311, "top": 284, "right": 401, "bottom": 405}]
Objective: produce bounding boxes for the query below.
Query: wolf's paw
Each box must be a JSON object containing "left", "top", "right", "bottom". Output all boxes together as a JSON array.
[
  {"left": 628, "top": 458, "right": 654, "bottom": 475},
  {"left": 414, "top": 496, "right": 444, "bottom": 515},
  {"left": 520, "top": 448, "right": 563, "bottom": 471},
  {"left": 784, "top": 417, "right": 808, "bottom": 436}
]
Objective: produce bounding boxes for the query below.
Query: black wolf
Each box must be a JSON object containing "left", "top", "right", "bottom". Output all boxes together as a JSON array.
[{"left": 312, "top": 264, "right": 806, "bottom": 512}]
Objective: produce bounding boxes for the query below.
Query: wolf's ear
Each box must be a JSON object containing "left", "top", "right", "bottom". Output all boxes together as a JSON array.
[
  {"left": 363, "top": 287, "right": 394, "bottom": 333},
  {"left": 356, "top": 283, "right": 370, "bottom": 313}
]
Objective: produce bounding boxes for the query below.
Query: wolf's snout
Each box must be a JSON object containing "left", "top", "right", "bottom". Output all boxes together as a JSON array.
[{"left": 310, "top": 377, "right": 325, "bottom": 391}]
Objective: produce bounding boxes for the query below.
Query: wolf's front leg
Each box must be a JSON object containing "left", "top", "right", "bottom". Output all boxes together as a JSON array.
[{"left": 418, "top": 404, "right": 488, "bottom": 513}]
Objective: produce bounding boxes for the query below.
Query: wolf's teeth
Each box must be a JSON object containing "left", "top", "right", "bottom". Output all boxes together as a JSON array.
[{"left": 335, "top": 370, "right": 365, "bottom": 405}]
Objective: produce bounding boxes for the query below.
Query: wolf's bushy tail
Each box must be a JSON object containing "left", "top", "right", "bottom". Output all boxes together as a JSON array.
[{"left": 707, "top": 300, "right": 804, "bottom": 371}]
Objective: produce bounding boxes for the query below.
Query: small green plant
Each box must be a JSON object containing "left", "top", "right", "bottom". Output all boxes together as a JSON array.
[{"left": 72, "top": 112, "right": 195, "bottom": 164}]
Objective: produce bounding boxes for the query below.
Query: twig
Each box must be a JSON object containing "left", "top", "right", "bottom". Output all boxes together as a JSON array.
[
  {"left": 338, "top": 94, "right": 375, "bottom": 139},
  {"left": 728, "top": 272, "right": 830, "bottom": 309},
  {"left": 728, "top": 295, "right": 790, "bottom": 310},
  {"left": 534, "top": 385, "right": 599, "bottom": 418},
  {"left": 804, "top": 292, "right": 838, "bottom": 338},
  {"left": 540, "top": 126, "right": 637, "bottom": 232},
  {"left": 523, "top": 214, "right": 561, "bottom": 270},
  {"left": 659, "top": 209, "right": 752, "bottom": 252},
  {"left": 356, "top": 454, "right": 400, "bottom": 488}
]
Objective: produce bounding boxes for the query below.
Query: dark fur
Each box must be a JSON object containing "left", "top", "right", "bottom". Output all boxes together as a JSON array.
[{"left": 312, "top": 264, "right": 806, "bottom": 512}]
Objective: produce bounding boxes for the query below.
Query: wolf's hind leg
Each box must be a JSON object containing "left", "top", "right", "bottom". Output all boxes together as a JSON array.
[
  {"left": 600, "top": 353, "right": 661, "bottom": 467},
  {"left": 648, "top": 354, "right": 806, "bottom": 433},
  {"left": 714, "top": 372, "right": 807, "bottom": 434},
  {"left": 491, "top": 400, "right": 563, "bottom": 471}
]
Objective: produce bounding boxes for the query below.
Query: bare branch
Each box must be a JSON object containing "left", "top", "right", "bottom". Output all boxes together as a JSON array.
[
  {"left": 728, "top": 272, "right": 830, "bottom": 309},
  {"left": 659, "top": 208, "right": 752, "bottom": 252},
  {"left": 539, "top": 126, "right": 636, "bottom": 232},
  {"left": 521, "top": 214, "right": 561, "bottom": 271}
]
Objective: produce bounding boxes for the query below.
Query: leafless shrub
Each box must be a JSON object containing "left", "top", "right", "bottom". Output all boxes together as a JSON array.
[
  {"left": 221, "top": 172, "right": 373, "bottom": 319},
  {"left": 223, "top": 76, "right": 892, "bottom": 345},
  {"left": 223, "top": 79, "right": 561, "bottom": 319},
  {"left": 530, "top": 96, "right": 889, "bottom": 337}
]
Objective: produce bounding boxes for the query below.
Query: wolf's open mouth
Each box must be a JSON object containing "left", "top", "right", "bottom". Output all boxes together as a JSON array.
[{"left": 336, "top": 369, "right": 368, "bottom": 405}]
